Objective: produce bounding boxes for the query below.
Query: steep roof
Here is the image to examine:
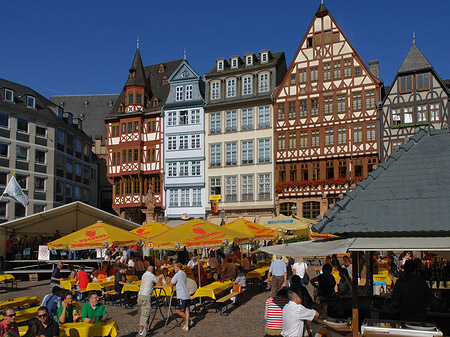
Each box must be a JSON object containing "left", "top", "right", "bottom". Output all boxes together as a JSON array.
[
  {"left": 125, "top": 47, "right": 150, "bottom": 88},
  {"left": 50, "top": 94, "right": 119, "bottom": 138},
  {"left": 398, "top": 43, "right": 432, "bottom": 74},
  {"left": 312, "top": 129, "right": 450, "bottom": 237}
]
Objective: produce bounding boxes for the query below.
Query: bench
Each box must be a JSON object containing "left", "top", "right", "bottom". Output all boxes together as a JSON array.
[{"left": 216, "top": 292, "right": 240, "bottom": 316}]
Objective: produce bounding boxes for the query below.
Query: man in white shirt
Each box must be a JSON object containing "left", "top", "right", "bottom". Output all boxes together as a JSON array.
[
  {"left": 137, "top": 266, "right": 161, "bottom": 336},
  {"left": 171, "top": 262, "right": 192, "bottom": 331},
  {"left": 120, "top": 248, "right": 128, "bottom": 264},
  {"left": 281, "top": 290, "right": 318, "bottom": 337}
]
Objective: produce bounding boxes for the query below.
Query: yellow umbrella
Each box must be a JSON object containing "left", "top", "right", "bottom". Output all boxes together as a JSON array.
[
  {"left": 130, "top": 221, "right": 172, "bottom": 238},
  {"left": 223, "top": 218, "right": 283, "bottom": 240},
  {"left": 48, "top": 221, "right": 149, "bottom": 250},
  {"left": 147, "top": 218, "right": 249, "bottom": 249},
  {"left": 260, "top": 214, "right": 314, "bottom": 232}
]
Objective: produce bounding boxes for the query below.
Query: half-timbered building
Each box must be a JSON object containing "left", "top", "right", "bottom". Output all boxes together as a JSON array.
[
  {"left": 380, "top": 42, "right": 450, "bottom": 160},
  {"left": 273, "top": 4, "right": 381, "bottom": 219},
  {"left": 105, "top": 45, "right": 182, "bottom": 223}
]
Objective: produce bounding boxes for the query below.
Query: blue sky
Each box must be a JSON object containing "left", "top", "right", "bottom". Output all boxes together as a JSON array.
[{"left": 2, "top": 0, "right": 449, "bottom": 98}]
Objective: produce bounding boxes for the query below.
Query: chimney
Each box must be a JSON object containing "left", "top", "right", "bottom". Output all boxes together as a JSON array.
[{"left": 369, "top": 60, "right": 379, "bottom": 80}]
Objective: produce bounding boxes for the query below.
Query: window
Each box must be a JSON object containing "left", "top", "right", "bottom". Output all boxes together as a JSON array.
[
  {"left": 279, "top": 166, "right": 286, "bottom": 182},
  {"left": 121, "top": 123, "right": 126, "bottom": 134},
  {"left": 179, "top": 162, "right": 189, "bottom": 176},
  {"left": 392, "top": 108, "right": 401, "bottom": 125},
  {"left": 246, "top": 55, "right": 253, "bottom": 66},
  {"left": 75, "top": 139, "right": 82, "bottom": 153},
  {"left": 311, "top": 99, "right": 319, "bottom": 116},
  {"left": 128, "top": 92, "right": 133, "bottom": 105},
  {"left": 344, "top": 60, "right": 352, "bottom": 77},
  {"left": 217, "top": 60, "right": 224, "bottom": 71},
  {"left": 403, "top": 107, "right": 413, "bottom": 124},
  {"left": 258, "top": 174, "right": 270, "bottom": 200},
  {"left": 277, "top": 104, "right": 285, "bottom": 120},
  {"left": 399, "top": 75, "right": 412, "bottom": 93},
  {"left": 211, "top": 81, "right": 220, "bottom": 100},
  {"left": 288, "top": 132, "right": 297, "bottom": 149},
  {"left": 128, "top": 149, "right": 132, "bottom": 162},
  {"left": 74, "top": 186, "right": 82, "bottom": 199},
  {"left": 0, "top": 201, "right": 6, "bottom": 217},
  {"left": 136, "top": 92, "right": 142, "bottom": 105},
  {"left": 179, "top": 135, "right": 189, "bottom": 149},
  {"left": 259, "top": 73, "right": 269, "bottom": 92},
  {"left": 191, "top": 134, "right": 201, "bottom": 149},
  {"left": 299, "top": 100, "right": 307, "bottom": 118},
  {"left": 261, "top": 53, "right": 268, "bottom": 63},
  {"left": 167, "top": 111, "right": 176, "bottom": 126},
  {"left": 300, "top": 131, "right": 308, "bottom": 148},
  {"left": 337, "top": 95, "right": 346, "bottom": 113},
  {"left": 241, "top": 175, "right": 254, "bottom": 201},
  {"left": 226, "top": 79, "right": 236, "bottom": 98},
  {"left": 0, "top": 114, "right": 8, "bottom": 128},
  {"left": 26, "top": 96, "right": 35, "bottom": 108},
  {"left": 231, "top": 58, "right": 238, "bottom": 69},
  {"left": 338, "top": 127, "right": 347, "bottom": 144},
  {"left": 289, "top": 164, "right": 297, "bottom": 181},
  {"left": 367, "top": 124, "right": 376, "bottom": 141},
  {"left": 354, "top": 67, "right": 361, "bottom": 76},
  {"left": 430, "top": 103, "right": 440, "bottom": 122},
  {"left": 334, "top": 62, "right": 341, "bottom": 79},
  {"left": 312, "top": 163, "right": 320, "bottom": 181},
  {"left": 16, "top": 175, "right": 27, "bottom": 190},
  {"left": 179, "top": 110, "right": 188, "bottom": 125},
  {"left": 34, "top": 204, "right": 45, "bottom": 214},
  {"left": 417, "top": 105, "right": 427, "bottom": 122},
  {"left": 368, "top": 158, "right": 377, "bottom": 173},
  {"left": 17, "top": 118, "right": 28, "bottom": 133},
  {"left": 288, "top": 103, "right": 296, "bottom": 120},
  {"left": 280, "top": 202, "right": 296, "bottom": 216},
  {"left": 291, "top": 75, "right": 296, "bottom": 85},
  {"left": 353, "top": 125, "right": 362, "bottom": 143},
  {"left": 326, "top": 161, "right": 334, "bottom": 179},
  {"left": 17, "top": 146, "right": 28, "bottom": 161},
  {"left": 325, "top": 128, "right": 334, "bottom": 145},
  {"left": 258, "top": 139, "right": 270, "bottom": 163},
  {"left": 180, "top": 189, "right": 189, "bottom": 207},
  {"left": 192, "top": 189, "right": 202, "bottom": 206},
  {"left": 352, "top": 93, "right": 362, "bottom": 111},
  {"left": 190, "top": 109, "right": 200, "bottom": 124},
  {"left": 298, "top": 70, "right": 307, "bottom": 83},
  {"left": 365, "top": 91, "right": 375, "bottom": 109},
  {"left": 417, "top": 73, "right": 430, "bottom": 90},
  {"left": 210, "top": 112, "right": 221, "bottom": 134},
  {"left": 243, "top": 76, "right": 252, "bottom": 95},
  {"left": 169, "top": 189, "right": 179, "bottom": 207},
  {"left": 210, "top": 144, "right": 221, "bottom": 167},
  {"left": 301, "top": 164, "right": 308, "bottom": 180},
  {"left": 225, "top": 110, "right": 237, "bottom": 132},
  {"left": 210, "top": 177, "right": 221, "bottom": 195},
  {"left": 303, "top": 201, "right": 320, "bottom": 219},
  {"left": 134, "top": 121, "right": 139, "bottom": 132},
  {"left": 278, "top": 134, "right": 286, "bottom": 150},
  {"left": 35, "top": 177, "right": 46, "bottom": 191},
  {"left": 354, "top": 159, "right": 363, "bottom": 177},
  {"left": 241, "top": 141, "right": 254, "bottom": 165},
  {"left": 122, "top": 149, "right": 127, "bottom": 163},
  {"left": 128, "top": 122, "right": 132, "bottom": 133},
  {"left": 191, "top": 161, "right": 201, "bottom": 176},
  {"left": 324, "top": 97, "right": 333, "bottom": 115},
  {"left": 0, "top": 143, "right": 8, "bottom": 157},
  {"left": 168, "top": 136, "right": 177, "bottom": 150},
  {"left": 323, "top": 64, "right": 331, "bottom": 81},
  {"left": 185, "top": 85, "right": 193, "bottom": 100},
  {"left": 15, "top": 203, "right": 25, "bottom": 218},
  {"left": 258, "top": 106, "right": 270, "bottom": 128},
  {"left": 338, "top": 160, "right": 347, "bottom": 178},
  {"left": 225, "top": 143, "right": 237, "bottom": 166},
  {"left": 133, "top": 149, "right": 139, "bottom": 162},
  {"left": 176, "top": 86, "right": 183, "bottom": 101},
  {"left": 242, "top": 108, "right": 253, "bottom": 130},
  {"left": 168, "top": 162, "right": 177, "bottom": 177},
  {"left": 311, "top": 130, "right": 319, "bottom": 147},
  {"left": 225, "top": 176, "right": 237, "bottom": 202},
  {"left": 310, "top": 68, "right": 318, "bottom": 82},
  {"left": 4, "top": 89, "right": 13, "bottom": 102}
]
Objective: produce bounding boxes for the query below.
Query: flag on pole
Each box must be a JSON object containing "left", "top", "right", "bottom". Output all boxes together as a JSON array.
[{"left": 2, "top": 175, "right": 28, "bottom": 207}]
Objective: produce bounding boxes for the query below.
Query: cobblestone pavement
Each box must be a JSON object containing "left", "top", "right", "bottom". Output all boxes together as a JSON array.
[{"left": 0, "top": 280, "right": 267, "bottom": 336}]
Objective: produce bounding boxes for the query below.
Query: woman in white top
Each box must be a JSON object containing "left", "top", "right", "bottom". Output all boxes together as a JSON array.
[{"left": 291, "top": 257, "right": 308, "bottom": 286}]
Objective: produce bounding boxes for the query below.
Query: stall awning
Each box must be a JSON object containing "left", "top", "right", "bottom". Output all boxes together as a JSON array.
[
  {"left": 349, "top": 237, "right": 450, "bottom": 251},
  {"left": 258, "top": 238, "right": 355, "bottom": 257}
]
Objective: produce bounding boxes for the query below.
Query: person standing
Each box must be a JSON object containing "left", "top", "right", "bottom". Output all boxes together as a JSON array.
[
  {"left": 281, "top": 290, "right": 318, "bottom": 337},
  {"left": 292, "top": 257, "right": 308, "bottom": 286},
  {"left": 268, "top": 255, "right": 287, "bottom": 297},
  {"left": 171, "top": 263, "right": 191, "bottom": 331},
  {"left": 341, "top": 256, "right": 353, "bottom": 278},
  {"left": 0, "top": 308, "right": 19, "bottom": 336},
  {"left": 137, "top": 266, "right": 161, "bottom": 336},
  {"left": 36, "top": 307, "right": 59, "bottom": 337}
]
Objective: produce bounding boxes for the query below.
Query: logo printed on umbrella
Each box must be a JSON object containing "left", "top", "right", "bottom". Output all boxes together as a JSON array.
[
  {"left": 192, "top": 228, "right": 206, "bottom": 235},
  {"left": 86, "top": 231, "right": 96, "bottom": 237},
  {"left": 136, "top": 228, "right": 145, "bottom": 234}
]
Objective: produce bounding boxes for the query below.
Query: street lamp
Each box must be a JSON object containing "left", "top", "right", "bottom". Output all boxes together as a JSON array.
[
  {"left": 219, "top": 209, "right": 226, "bottom": 225},
  {"left": 290, "top": 204, "right": 297, "bottom": 216}
]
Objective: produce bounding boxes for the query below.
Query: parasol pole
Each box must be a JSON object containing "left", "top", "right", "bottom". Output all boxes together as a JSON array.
[{"left": 197, "top": 252, "right": 201, "bottom": 288}]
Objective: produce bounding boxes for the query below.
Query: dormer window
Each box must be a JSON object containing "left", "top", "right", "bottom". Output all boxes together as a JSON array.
[
  {"left": 231, "top": 58, "right": 238, "bottom": 69},
  {"left": 118, "top": 103, "right": 124, "bottom": 112},
  {"left": 57, "top": 107, "right": 63, "bottom": 119},
  {"left": 246, "top": 55, "right": 253, "bottom": 66},
  {"left": 217, "top": 60, "right": 224, "bottom": 71},
  {"left": 151, "top": 97, "right": 159, "bottom": 107},
  {"left": 158, "top": 64, "right": 165, "bottom": 73},
  {"left": 26, "top": 96, "right": 35, "bottom": 108},
  {"left": 162, "top": 76, "right": 168, "bottom": 85},
  {"left": 4, "top": 89, "right": 13, "bottom": 102},
  {"left": 261, "top": 53, "right": 268, "bottom": 63}
]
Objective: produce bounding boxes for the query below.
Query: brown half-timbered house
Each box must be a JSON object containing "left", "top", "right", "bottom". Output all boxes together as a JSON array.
[
  {"left": 273, "top": 4, "right": 381, "bottom": 219},
  {"left": 105, "top": 45, "right": 182, "bottom": 223},
  {"left": 380, "top": 43, "right": 450, "bottom": 161}
]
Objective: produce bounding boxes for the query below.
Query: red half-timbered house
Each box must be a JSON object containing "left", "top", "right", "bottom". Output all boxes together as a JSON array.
[
  {"left": 105, "top": 46, "right": 182, "bottom": 223},
  {"left": 273, "top": 4, "right": 382, "bottom": 219}
]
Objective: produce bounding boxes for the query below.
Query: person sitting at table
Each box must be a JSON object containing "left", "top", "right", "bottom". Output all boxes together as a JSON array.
[
  {"left": 128, "top": 256, "right": 136, "bottom": 270},
  {"left": 50, "top": 261, "right": 64, "bottom": 287},
  {"left": 22, "top": 318, "right": 41, "bottom": 337},
  {"left": 235, "top": 266, "right": 246, "bottom": 290},
  {"left": 281, "top": 290, "right": 318, "bottom": 337},
  {"left": 97, "top": 264, "right": 108, "bottom": 281},
  {"left": 68, "top": 265, "right": 77, "bottom": 280},
  {"left": 207, "top": 251, "right": 219, "bottom": 270},
  {"left": 119, "top": 247, "right": 128, "bottom": 265},
  {"left": 209, "top": 267, "right": 222, "bottom": 283},
  {"left": 241, "top": 253, "right": 251, "bottom": 272},
  {"left": 310, "top": 263, "right": 336, "bottom": 303},
  {"left": 36, "top": 307, "right": 59, "bottom": 337},
  {"left": 159, "top": 267, "right": 171, "bottom": 285},
  {"left": 330, "top": 254, "right": 340, "bottom": 268},
  {"left": 0, "top": 308, "right": 19, "bottom": 336},
  {"left": 341, "top": 255, "right": 353, "bottom": 279},
  {"left": 90, "top": 267, "right": 100, "bottom": 282},
  {"left": 161, "top": 254, "right": 170, "bottom": 267},
  {"left": 137, "top": 266, "right": 161, "bottom": 336},
  {"left": 265, "top": 288, "right": 289, "bottom": 336},
  {"left": 289, "top": 275, "right": 313, "bottom": 308},
  {"left": 187, "top": 253, "right": 197, "bottom": 269},
  {"left": 108, "top": 263, "right": 118, "bottom": 277},
  {"left": 115, "top": 266, "right": 133, "bottom": 309},
  {"left": 41, "top": 286, "right": 62, "bottom": 320},
  {"left": 75, "top": 265, "right": 89, "bottom": 300},
  {"left": 56, "top": 291, "right": 80, "bottom": 324},
  {"left": 135, "top": 257, "right": 146, "bottom": 278},
  {"left": 171, "top": 262, "right": 192, "bottom": 332},
  {"left": 222, "top": 257, "right": 237, "bottom": 280},
  {"left": 336, "top": 268, "right": 352, "bottom": 297},
  {"left": 81, "top": 292, "right": 108, "bottom": 323}
]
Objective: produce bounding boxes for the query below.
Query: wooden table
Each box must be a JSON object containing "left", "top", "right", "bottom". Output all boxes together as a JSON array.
[
  {"left": 193, "top": 281, "right": 233, "bottom": 300},
  {"left": 84, "top": 279, "right": 115, "bottom": 292},
  {"left": 246, "top": 266, "right": 269, "bottom": 280},
  {"left": 0, "top": 296, "right": 41, "bottom": 310},
  {"left": 19, "top": 320, "right": 119, "bottom": 337},
  {"left": 61, "top": 279, "right": 77, "bottom": 290},
  {"left": 121, "top": 280, "right": 141, "bottom": 293}
]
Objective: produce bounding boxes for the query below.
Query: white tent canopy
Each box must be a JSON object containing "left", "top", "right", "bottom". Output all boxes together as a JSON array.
[{"left": 258, "top": 238, "right": 355, "bottom": 257}]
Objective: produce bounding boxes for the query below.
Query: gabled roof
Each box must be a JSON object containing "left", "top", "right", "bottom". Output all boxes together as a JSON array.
[
  {"left": 398, "top": 43, "right": 432, "bottom": 74},
  {"left": 312, "top": 129, "right": 450, "bottom": 237},
  {"left": 125, "top": 47, "right": 150, "bottom": 88}
]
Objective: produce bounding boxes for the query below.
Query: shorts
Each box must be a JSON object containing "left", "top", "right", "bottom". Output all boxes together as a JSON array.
[{"left": 176, "top": 298, "right": 190, "bottom": 311}]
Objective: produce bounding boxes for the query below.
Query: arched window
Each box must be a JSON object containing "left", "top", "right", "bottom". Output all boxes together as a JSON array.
[
  {"left": 128, "top": 92, "right": 134, "bottom": 105},
  {"left": 280, "top": 202, "right": 296, "bottom": 216}
]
